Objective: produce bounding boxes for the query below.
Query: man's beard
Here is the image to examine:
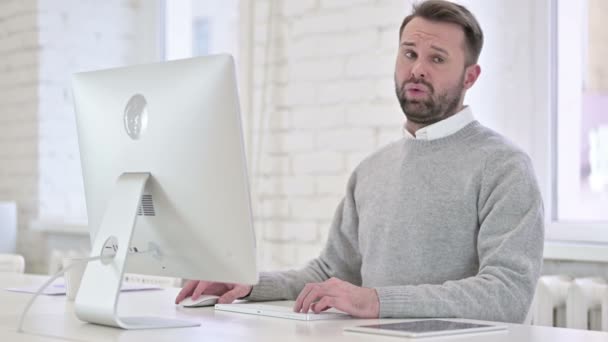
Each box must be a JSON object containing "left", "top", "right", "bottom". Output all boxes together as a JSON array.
[{"left": 395, "top": 74, "right": 464, "bottom": 125}]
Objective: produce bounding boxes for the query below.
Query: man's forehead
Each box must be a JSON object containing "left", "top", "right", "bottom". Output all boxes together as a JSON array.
[{"left": 401, "top": 17, "right": 465, "bottom": 49}]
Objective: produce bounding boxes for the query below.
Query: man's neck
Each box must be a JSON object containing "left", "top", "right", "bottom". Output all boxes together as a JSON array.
[{"left": 405, "top": 105, "right": 465, "bottom": 137}]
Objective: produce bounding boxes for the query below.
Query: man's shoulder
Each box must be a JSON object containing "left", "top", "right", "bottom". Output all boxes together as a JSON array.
[
  {"left": 468, "top": 123, "right": 531, "bottom": 162},
  {"left": 470, "top": 124, "right": 535, "bottom": 174}
]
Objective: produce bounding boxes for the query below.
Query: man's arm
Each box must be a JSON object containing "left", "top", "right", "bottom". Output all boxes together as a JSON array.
[
  {"left": 374, "top": 151, "right": 544, "bottom": 323},
  {"left": 247, "top": 173, "right": 362, "bottom": 301}
]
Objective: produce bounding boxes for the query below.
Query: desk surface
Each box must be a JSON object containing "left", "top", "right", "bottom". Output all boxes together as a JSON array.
[{"left": 1, "top": 273, "right": 607, "bottom": 342}]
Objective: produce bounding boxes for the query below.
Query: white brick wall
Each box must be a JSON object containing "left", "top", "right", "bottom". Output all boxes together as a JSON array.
[
  {"left": 250, "top": 0, "right": 408, "bottom": 270},
  {"left": 36, "top": 0, "right": 158, "bottom": 225},
  {"left": 0, "top": 0, "right": 43, "bottom": 270},
  {"left": 0, "top": 0, "right": 159, "bottom": 273}
]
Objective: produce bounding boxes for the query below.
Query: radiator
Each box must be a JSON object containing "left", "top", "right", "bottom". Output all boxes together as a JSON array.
[{"left": 533, "top": 275, "right": 605, "bottom": 331}]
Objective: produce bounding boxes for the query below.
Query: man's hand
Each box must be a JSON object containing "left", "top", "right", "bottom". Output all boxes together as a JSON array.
[
  {"left": 293, "top": 277, "right": 380, "bottom": 318},
  {"left": 175, "top": 280, "right": 252, "bottom": 305}
]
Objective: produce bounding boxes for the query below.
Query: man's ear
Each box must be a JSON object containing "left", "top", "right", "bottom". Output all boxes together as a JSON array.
[{"left": 463, "top": 64, "right": 481, "bottom": 90}]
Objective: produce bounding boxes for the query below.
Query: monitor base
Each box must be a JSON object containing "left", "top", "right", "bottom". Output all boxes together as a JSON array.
[{"left": 74, "top": 172, "right": 200, "bottom": 330}]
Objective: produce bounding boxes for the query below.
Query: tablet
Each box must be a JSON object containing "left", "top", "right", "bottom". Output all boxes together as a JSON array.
[{"left": 344, "top": 319, "right": 508, "bottom": 338}]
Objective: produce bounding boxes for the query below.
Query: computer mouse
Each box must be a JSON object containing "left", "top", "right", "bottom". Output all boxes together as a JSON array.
[{"left": 179, "top": 294, "right": 220, "bottom": 308}]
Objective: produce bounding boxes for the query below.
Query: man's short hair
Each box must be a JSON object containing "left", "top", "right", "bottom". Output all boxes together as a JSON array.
[{"left": 399, "top": 0, "right": 484, "bottom": 66}]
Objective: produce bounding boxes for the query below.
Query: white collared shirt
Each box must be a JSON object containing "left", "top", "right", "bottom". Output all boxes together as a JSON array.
[{"left": 403, "top": 106, "right": 475, "bottom": 140}]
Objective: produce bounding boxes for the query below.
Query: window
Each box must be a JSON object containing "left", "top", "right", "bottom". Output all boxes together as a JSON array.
[
  {"left": 548, "top": 0, "right": 608, "bottom": 242},
  {"left": 192, "top": 17, "right": 211, "bottom": 56},
  {"left": 162, "top": 0, "right": 240, "bottom": 61},
  {"left": 161, "top": 0, "right": 251, "bottom": 149}
]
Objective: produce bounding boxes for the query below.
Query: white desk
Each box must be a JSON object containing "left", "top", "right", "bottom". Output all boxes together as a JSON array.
[{"left": 1, "top": 274, "right": 607, "bottom": 342}]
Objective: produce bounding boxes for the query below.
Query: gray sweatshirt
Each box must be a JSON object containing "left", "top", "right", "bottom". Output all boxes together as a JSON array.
[{"left": 248, "top": 121, "right": 544, "bottom": 323}]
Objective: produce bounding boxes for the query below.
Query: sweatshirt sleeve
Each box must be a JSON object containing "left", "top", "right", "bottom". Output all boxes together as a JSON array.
[
  {"left": 373, "top": 151, "right": 544, "bottom": 323},
  {"left": 247, "top": 173, "right": 362, "bottom": 301}
]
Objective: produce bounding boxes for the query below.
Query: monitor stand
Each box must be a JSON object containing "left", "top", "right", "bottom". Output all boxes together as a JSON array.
[{"left": 74, "top": 172, "right": 199, "bottom": 329}]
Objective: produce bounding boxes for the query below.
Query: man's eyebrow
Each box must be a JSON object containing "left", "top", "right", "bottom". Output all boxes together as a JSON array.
[
  {"left": 431, "top": 45, "right": 449, "bottom": 55},
  {"left": 400, "top": 41, "right": 449, "bottom": 56}
]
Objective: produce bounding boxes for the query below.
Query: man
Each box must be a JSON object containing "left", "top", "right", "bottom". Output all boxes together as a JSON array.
[{"left": 176, "top": 0, "right": 544, "bottom": 323}]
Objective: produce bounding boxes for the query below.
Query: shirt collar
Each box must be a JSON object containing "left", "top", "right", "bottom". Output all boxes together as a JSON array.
[{"left": 403, "top": 106, "right": 475, "bottom": 141}]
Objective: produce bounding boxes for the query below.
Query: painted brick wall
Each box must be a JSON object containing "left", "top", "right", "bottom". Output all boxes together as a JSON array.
[
  {"left": 0, "top": 0, "right": 43, "bottom": 271},
  {"left": 36, "top": 0, "right": 158, "bottom": 224},
  {"left": 250, "top": 0, "right": 409, "bottom": 270},
  {"left": 0, "top": 0, "right": 158, "bottom": 273}
]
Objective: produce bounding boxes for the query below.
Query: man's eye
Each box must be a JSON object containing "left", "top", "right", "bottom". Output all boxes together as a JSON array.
[
  {"left": 405, "top": 51, "right": 416, "bottom": 59},
  {"left": 433, "top": 56, "right": 445, "bottom": 63}
]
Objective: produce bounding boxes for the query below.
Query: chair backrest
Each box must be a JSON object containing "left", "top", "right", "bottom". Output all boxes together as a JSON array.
[{"left": 0, "top": 253, "right": 25, "bottom": 273}]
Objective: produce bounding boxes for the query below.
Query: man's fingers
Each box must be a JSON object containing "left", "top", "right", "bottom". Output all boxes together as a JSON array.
[
  {"left": 217, "top": 286, "right": 248, "bottom": 304},
  {"left": 191, "top": 281, "right": 210, "bottom": 300},
  {"left": 295, "top": 283, "right": 320, "bottom": 313},
  {"left": 300, "top": 285, "right": 325, "bottom": 313},
  {"left": 301, "top": 283, "right": 343, "bottom": 313},
  {"left": 311, "top": 296, "right": 334, "bottom": 314},
  {"left": 175, "top": 280, "right": 198, "bottom": 304},
  {"left": 295, "top": 281, "right": 344, "bottom": 313},
  {"left": 294, "top": 283, "right": 314, "bottom": 312}
]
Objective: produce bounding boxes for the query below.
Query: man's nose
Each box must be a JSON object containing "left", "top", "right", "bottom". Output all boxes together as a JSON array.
[{"left": 411, "top": 60, "right": 426, "bottom": 78}]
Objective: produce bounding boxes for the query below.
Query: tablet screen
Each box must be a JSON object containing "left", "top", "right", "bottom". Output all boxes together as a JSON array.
[
  {"left": 360, "top": 320, "right": 494, "bottom": 333},
  {"left": 345, "top": 319, "right": 507, "bottom": 338}
]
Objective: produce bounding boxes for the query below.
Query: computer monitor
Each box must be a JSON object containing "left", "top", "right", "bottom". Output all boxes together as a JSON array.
[{"left": 71, "top": 54, "right": 258, "bottom": 329}]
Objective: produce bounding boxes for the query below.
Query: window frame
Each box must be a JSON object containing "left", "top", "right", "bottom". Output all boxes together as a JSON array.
[{"left": 544, "top": 0, "right": 608, "bottom": 259}]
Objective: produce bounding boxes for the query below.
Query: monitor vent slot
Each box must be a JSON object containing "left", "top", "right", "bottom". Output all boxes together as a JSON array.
[{"left": 137, "top": 194, "right": 156, "bottom": 216}]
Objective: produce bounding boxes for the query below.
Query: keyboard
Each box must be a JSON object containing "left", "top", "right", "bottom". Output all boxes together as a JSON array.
[{"left": 214, "top": 303, "right": 350, "bottom": 321}]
